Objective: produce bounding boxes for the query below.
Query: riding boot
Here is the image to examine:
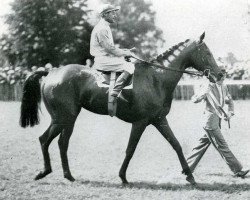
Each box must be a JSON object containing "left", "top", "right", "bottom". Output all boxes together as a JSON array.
[{"left": 111, "top": 71, "right": 131, "bottom": 97}]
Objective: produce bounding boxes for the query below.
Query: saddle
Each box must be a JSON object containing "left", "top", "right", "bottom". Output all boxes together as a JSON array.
[
  {"left": 97, "top": 70, "right": 132, "bottom": 86},
  {"left": 97, "top": 70, "right": 133, "bottom": 117}
]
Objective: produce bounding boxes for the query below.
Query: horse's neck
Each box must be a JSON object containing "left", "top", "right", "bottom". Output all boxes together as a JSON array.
[
  {"left": 136, "top": 63, "right": 184, "bottom": 99},
  {"left": 162, "top": 68, "right": 183, "bottom": 94},
  {"left": 160, "top": 47, "right": 192, "bottom": 91}
]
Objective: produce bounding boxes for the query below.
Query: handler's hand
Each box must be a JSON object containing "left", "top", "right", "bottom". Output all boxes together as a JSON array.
[{"left": 224, "top": 112, "right": 233, "bottom": 121}]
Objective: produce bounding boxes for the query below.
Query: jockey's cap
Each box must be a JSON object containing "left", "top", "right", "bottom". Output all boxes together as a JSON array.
[{"left": 99, "top": 4, "right": 120, "bottom": 15}]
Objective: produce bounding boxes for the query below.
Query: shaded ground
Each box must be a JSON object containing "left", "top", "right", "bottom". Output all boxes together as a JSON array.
[{"left": 0, "top": 101, "right": 249, "bottom": 199}]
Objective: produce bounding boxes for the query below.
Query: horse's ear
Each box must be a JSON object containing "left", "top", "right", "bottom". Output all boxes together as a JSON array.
[{"left": 198, "top": 32, "right": 205, "bottom": 44}]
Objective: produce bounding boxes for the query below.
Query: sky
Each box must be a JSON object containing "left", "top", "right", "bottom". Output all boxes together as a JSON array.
[
  {"left": 0, "top": 0, "right": 249, "bottom": 60},
  {"left": 150, "top": 0, "right": 250, "bottom": 60}
]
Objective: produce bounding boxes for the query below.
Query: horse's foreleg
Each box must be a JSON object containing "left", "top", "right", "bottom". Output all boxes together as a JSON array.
[
  {"left": 152, "top": 118, "right": 197, "bottom": 185},
  {"left": 119, "top": 119, "right": 148, "bottom": 184},
  {"left": 58, "top": 124, "right": 75, "bottom": 182},
  {"left": 35, "top": 124, "right": 63, "bottom": 180}
]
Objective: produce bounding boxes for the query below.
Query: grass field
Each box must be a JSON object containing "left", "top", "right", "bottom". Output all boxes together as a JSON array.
[{"left": 0, "top": 101, "right": 250, "bottom": 200}]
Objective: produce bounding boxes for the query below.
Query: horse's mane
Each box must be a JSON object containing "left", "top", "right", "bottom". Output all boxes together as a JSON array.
[{"left": 152, "top": 39, "right": 190, "bottom": 63}]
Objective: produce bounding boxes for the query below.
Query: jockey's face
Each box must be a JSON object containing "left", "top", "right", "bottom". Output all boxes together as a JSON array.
[{"left": 103, "top": 10, "right": 118, "bottom": 23}]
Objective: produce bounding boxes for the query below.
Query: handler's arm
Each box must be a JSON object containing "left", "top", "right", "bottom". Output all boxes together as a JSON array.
[
  {"left": 191, "top": 94, "right": 206, "bottom": 103},
  {"left": 191, "top": 84, "right": 209, "bottom": 103}
]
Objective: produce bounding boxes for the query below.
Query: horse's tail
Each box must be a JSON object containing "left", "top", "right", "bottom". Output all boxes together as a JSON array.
[{"left": 20, "top": 71, "right": 49, "bottom": 128}]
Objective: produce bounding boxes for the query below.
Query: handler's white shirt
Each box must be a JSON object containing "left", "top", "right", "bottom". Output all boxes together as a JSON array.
[{"left": 216, "top": 83, "right": 223, "bottom": 106}]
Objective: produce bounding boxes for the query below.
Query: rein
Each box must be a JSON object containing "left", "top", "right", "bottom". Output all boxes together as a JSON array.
[
  {"left": 148, "top": 61, "right": 204, "bottom": 76},
  {"left": 131, "top": 54, "right": 204, "bottom": 77}
]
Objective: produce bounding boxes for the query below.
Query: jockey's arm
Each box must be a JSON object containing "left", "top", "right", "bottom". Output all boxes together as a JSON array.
[{"left": 98, "top": 30, "right": 131, "bottom": 57}]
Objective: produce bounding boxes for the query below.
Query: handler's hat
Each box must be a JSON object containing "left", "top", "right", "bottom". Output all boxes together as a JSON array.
[{"left": 99, "top": 4, "right": 120, "bottom": 15}]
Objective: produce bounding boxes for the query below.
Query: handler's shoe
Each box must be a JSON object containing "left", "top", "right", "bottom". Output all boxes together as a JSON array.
[{"left": 235, "top": 169, "right": 249, "bottom": 178}]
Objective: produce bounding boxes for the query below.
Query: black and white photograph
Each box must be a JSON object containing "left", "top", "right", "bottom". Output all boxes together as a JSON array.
[{"left": 0, "top": 0, "right": 249, "bottom": 199}]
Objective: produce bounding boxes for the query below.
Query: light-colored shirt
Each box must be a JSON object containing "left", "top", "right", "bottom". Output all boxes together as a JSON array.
[
  {"left": 90, "top": 18, "right": 126, "bottom": 58},
  {"left": 191, "top": 82, "right": 234, "bottom": 118},
  {"left": 216, "top": 83, "right": 223, "bottom": 106}
]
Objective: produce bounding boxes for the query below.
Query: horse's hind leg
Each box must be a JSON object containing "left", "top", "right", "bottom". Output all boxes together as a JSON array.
[
  {"left": 58, "top": 124, "right": 75, "bottom": 181},
  {"left": 35, "top": 124, "right": 63, "bottom": 180},
  {"left": 152, "top": 117, "right": 197, "bottom": 185}
]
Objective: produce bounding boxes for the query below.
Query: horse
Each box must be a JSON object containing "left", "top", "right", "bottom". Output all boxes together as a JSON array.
[{"left": 20, "top": 33, "right": 223, "bottom": 185}]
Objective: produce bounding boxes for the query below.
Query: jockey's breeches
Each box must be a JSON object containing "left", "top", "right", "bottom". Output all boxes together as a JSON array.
[{"left": 92, "top": 56, "right": 135, "bottom": 74}]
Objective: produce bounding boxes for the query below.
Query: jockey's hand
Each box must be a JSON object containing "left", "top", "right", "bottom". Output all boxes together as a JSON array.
[
  {"left": 130, "top": 47, "right": 136, "bottom": 52},
  {"left": 124, "top": 56, "right": 131, "bottom": 62},
  {"left": 123, "top": 49, "right": 132, "bottom": 57}
]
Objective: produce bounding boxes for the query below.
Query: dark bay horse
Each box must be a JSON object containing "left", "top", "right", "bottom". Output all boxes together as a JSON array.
[{"left": 20, "top": 33, "right": 222, "bottom": 185}]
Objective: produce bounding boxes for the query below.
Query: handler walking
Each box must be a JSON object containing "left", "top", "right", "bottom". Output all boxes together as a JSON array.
[{"left": 187, "top": 66, "right": 249, "bottom": 178}]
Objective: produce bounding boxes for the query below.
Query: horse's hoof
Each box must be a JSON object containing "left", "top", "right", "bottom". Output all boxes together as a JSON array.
[
  {"left": 119, "top": 174, "right": 129, "bottom": 184},
  {"left": 122, "top": 179, "right": 129, "bottom": 185},
  {"left": 64, "top": 174, "right": 75, "bottom": 182},
  {"left": 186, "top": 175, "right": 197, "bottom": 186},
  {"left": 34, "top": 169, "right": 52, "bottom": 180}
]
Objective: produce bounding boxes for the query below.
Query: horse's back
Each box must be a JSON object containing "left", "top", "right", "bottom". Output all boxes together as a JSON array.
[{"left": 42, "top": 64, "right": 85, "bottom": 85}]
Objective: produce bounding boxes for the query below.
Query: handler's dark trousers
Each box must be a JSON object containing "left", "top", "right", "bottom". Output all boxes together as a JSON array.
[{"left": 187, "top": 128, "right": 242, "bottom": 174}]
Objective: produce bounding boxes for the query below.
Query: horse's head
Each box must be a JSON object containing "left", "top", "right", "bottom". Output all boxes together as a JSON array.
[{"left": 189, "top": 32, "right": 223, "bottom": 83}]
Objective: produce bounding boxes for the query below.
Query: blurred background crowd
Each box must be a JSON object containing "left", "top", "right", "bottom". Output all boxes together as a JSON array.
[
  {"left": 0, "top": 59, "right": 93, "bottom": 85},
  {"left": 0, "top": 63, "right": 53, "bottom": 85},
  {"left": 0, "top": 55, "right": 249, "bottom": 85}
]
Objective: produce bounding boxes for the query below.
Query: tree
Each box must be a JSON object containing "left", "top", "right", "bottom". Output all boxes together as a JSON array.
[
  {"left": 102, "top": 0, "right": 165, "bottom": 58},
  {"left": 0, "top": 0, "right": 93, "bottom": 68}
]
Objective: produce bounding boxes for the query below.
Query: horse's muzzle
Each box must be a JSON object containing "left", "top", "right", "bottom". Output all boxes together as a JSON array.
[{"left": 203, "top": 69, "right": 216, "bottom": 83}]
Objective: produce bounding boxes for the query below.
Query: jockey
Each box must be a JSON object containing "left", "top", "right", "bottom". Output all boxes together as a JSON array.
[{"left": 90, "top": 4, "right": 135, "bottom": 98}]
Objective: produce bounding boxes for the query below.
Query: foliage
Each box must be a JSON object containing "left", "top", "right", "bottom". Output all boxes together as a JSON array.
[
  {"left": 0, "top": 0, "right": 93, "bottom": 68},
  {"left": 217, "top": 52, "right": 249, "bottom": 80},
  {"left": 102, "top": 0, "right": 165, "bottom": 58}
]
